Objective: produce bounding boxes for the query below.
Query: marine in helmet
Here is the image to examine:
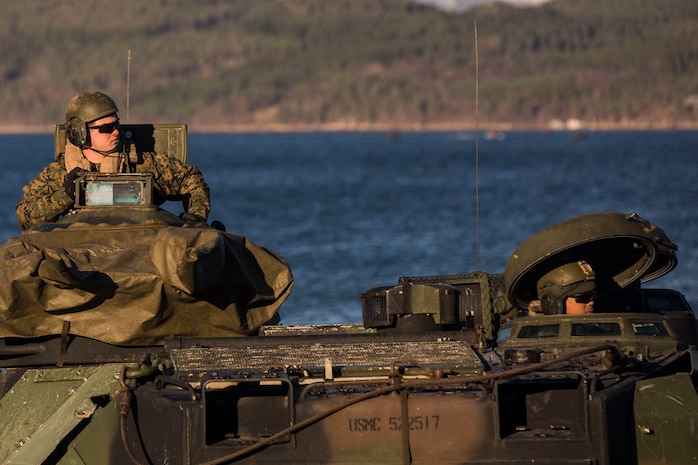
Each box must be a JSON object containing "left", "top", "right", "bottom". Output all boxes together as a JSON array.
[
  {"left": 16, "top": 91, "right": 210, "bottom": 230},
  {"left": 534, "top": 260, "right": 596, "bottom": 315}
]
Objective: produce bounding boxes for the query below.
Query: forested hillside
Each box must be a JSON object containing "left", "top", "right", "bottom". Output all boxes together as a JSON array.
[{"left": 1, "top": 0, "right": 696, "bottom": 131}]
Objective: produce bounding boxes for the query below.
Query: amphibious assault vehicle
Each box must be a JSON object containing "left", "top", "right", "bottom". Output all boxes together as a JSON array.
[{"left": 0, "top": 125, "right": 696, "bottom": 464}]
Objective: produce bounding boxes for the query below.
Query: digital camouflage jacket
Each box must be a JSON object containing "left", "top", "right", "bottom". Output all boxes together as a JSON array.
[{"left": 16, "top": 148, "right": 210, "bottom": 230}]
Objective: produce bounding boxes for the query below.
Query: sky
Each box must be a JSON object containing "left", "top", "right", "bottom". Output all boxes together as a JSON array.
[{"left": 412, "top": 0, "right": 552, "bottom": 12}]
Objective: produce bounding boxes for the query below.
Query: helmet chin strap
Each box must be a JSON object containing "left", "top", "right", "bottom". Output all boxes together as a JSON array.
[{"left": 83, "top": 141, "right": 123, "bottom": 157}]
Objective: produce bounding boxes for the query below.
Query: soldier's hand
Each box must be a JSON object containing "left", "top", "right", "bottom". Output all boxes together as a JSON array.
[
  {"left": 63, "top": 167, "right": 86, "bottom": 200},
  {"left": 179, "top": 212, "right": 207, "bottom": 224}
]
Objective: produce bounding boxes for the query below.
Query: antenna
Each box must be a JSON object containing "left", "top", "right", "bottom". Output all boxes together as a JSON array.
[
  {"left": 126, "top": 49, "right": 131, "bottom": 122},
  {"left": 474, "top": 21, "right": 480, "bottom": 270}
]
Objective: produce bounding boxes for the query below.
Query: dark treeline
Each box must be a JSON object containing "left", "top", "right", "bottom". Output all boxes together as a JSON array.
[{"left": 1, "top": 0, "right": 696, "bottom": 130}]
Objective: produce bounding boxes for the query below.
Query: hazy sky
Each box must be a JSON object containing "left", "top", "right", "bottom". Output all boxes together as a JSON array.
[{"left": 413, "top": 0, "right": 552, "bottom": 12}]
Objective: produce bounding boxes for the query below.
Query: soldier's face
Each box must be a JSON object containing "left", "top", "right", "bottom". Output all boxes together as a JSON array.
[
  {"left": 565, "top": 297, "right": 594, "bottom": 314},
  {"left": 87, "top": 115, "right": 120, "bottom": 152}
]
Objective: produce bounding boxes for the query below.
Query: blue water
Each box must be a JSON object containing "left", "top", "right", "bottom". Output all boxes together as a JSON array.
[{"left": 1, "top": 130, "right": 697, "bottom": 324}]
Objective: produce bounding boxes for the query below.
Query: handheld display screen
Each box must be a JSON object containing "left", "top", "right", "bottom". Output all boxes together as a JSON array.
[
  {"left": 86, "top": 181, "right": 145, "bottom": 206},
  {"left": 75, "top": 173, "right": 153, "bottom": 208}
]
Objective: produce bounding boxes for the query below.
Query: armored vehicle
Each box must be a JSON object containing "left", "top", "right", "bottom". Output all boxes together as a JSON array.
[{"left": 0, "top": 126, "right": 696, "bottom": 464}]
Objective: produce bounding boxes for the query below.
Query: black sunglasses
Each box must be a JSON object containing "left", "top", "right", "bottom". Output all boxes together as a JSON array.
[
  {"left": 88, "top": 119, "right": 120, "bottom": 133},
  {"left": 572, "top": 291, "right": 596, "bottom": 304}
]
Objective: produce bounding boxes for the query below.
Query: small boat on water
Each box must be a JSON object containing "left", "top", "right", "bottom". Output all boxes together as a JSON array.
[
  {"left": 0, "top": 125, "right": 695, "bottom": 465},
  {"left": 484, "top": 130, "right": 505, "bottom": 140}
]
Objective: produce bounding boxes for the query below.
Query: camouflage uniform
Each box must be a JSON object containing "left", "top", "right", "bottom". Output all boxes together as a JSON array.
[{"left": 16, "top": 148, "right": 210, "bottom": 230}]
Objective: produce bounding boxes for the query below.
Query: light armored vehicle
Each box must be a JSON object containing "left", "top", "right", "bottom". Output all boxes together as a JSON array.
[{"left": 0, "top": 126, "right": 696, "bottom": 464}]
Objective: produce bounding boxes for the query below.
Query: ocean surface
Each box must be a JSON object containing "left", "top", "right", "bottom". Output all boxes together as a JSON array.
[{"left": 1, "top": 130, "right": 696, "bottom": 324}]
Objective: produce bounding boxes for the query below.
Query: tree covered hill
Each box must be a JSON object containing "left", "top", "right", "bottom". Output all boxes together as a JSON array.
[{"left": 1, "top": 0, "right": 696, "bottom": 132}]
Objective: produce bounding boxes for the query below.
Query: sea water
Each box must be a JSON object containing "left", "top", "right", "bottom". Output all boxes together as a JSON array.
[{"left": 1, "top": 130, "right": 696, "bottom": 324}]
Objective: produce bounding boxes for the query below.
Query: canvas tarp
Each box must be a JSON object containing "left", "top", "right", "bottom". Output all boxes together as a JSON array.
[{"left": 0, "top": 223, "right": 293, "bottom": 346}]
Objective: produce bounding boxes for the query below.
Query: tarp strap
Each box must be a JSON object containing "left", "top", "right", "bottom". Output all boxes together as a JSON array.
[
  {"left": 400, "top": 388, "right": 412, "bottom": 465},
  {"left": 57, "top": 320, "right": 70, "bottom": 367}
]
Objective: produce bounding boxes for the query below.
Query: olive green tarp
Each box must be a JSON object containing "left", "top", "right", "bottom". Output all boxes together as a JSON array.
[{"left": 0, "top": 223, "right": 293, "bottom": 346}]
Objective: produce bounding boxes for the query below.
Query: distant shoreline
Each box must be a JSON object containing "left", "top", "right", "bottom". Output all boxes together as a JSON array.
[{"left": 1, "top": 120, "right": 696, "bottom": 135}]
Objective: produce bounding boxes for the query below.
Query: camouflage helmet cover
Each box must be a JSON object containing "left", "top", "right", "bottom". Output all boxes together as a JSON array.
[
  {"left": 65, "top": 91, "right": 119, "bottom": 124},
  {"left": 537, "top": 260, "right": 595, "bottom": 314}
]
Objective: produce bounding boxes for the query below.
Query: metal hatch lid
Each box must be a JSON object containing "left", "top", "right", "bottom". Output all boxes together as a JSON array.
[{"left": 504, "top": 212, "right": 678, "bottom": 309}]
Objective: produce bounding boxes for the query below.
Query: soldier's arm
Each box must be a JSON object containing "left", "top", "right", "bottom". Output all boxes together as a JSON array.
[
  {"left": 16, "top": 163, "right": 73, "bottom": 230},
  {"left": 140, "top": 152, "right": 211, "bottom": 220}
]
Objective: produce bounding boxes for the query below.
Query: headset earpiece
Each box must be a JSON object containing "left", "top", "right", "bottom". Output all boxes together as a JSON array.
[
  {"left": 65, "top": 117, "right": 89, "bottom": 147},
  {"left": 540, "top": 293, "right": 563, "bottom": 315}
]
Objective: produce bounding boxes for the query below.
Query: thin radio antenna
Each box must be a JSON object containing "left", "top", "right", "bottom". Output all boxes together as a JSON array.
[
  {"left": 126, "top": 49, "right": 131, "bottom": 122},
  {"left": 474, "top": 21, "right": 480, "bottom": 270}
]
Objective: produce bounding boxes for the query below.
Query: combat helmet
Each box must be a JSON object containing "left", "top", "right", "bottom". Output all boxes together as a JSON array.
[
  {"left": 537, "top": 260, "right": 595, "bottom": 315},
  {"left": 65, "top": 91, "right": 119, "bottom": 147}
]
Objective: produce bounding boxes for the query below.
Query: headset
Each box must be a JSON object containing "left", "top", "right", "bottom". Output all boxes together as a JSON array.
[
  {"left": 65, "top": 117, "right": 90, "bottom": 147},
  {"left": 537, "top": 260, "right": 596, "bottom": 315},
  {"left": 539, "top": 292, "right": 564, "bottom": 315}
]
